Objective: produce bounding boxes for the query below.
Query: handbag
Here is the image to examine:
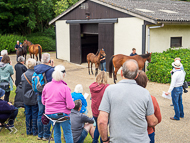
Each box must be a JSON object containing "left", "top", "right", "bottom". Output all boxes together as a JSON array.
[
  {"left": 183, "top": 81, "right": 188, "bottom": 89},
  {"left": 0, "top": 81, "right": 10, "bottom": 90},
  {"left": 23, "top": 73, "right": 37, "bottom": 105}
]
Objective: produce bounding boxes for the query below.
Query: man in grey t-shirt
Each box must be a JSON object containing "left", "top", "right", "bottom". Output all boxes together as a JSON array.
[{"left": 98, "top": 60, "right": 158, "bottom": 143}]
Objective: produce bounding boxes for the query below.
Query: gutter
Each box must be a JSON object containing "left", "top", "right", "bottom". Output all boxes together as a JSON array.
[{"left": 147, "top": 24, "right": 164, "bottom": 52}]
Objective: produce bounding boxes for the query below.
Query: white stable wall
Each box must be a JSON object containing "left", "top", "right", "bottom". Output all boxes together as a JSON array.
[
  {"left": 114, "top": 17, "right": 144, "bottom": 73},
  {"left": 56, "top": 20, "right": 70, "bottom": 61},
  {"left": 114, "top": 17, "right": 144, "bottom": 55},
  {"left": 147, "top": 24, "right": 190, "bottom": 53}
]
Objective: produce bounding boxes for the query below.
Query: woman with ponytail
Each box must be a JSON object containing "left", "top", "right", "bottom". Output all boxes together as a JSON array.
[{"left": 42, "top": 65, "right": 75, "bottom": 143}]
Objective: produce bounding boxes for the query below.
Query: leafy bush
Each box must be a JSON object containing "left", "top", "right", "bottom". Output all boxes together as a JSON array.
[
  {"left": 27, "top": 36, "right": 56, "bottom": 51},
  {"left": 146, "top": 48, "right": 190, "bottom": 83},
  {"left": 27, "top": 27, "right": 56, "bottom": 40},
  {"left": 0, "top": 34, "right": 26, "bottom": 53}
]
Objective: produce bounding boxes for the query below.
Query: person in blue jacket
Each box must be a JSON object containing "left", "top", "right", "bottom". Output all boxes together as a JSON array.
[
  {"left": 71, "top": 84, "right": 87, "bottom": 114},
  {"left": 0, "top": 88, "right": 18, "bottom": 128},
  {"left": 34, "top": 53, "right": 54, "bottom": 141}
]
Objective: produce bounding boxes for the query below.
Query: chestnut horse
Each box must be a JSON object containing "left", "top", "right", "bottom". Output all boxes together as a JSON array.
[
  {"left": 87, "top": 49, "right": 106, "bottom": 76},
  {"left": 23, "top": 40, "right": 42, "bottom": 61},
  {"left": 109, "top": 53, "right": 152, "bottom": 83}
]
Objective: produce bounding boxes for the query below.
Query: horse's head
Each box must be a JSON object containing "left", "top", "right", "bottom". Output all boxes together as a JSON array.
[
  {"left": 23, "top": 40, "right": 28, "bottom": 46},
  {"left": 147, "top": 52, "right": 152, "bottom": 62},
  {"left": 100, "top": 48, "right": 106, "bottom": 56}
]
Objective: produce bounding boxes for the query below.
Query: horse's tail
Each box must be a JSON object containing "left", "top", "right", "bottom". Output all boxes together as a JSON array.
[
  {"left": 109, "top": 55, "right": 114, "bottom": 78},
  {"left": 38, "top": 46, "right": 41, "bottom": 61}
]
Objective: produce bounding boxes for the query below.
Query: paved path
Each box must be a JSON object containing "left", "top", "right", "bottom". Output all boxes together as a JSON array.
[{"left": 10, "top": 53, "right": 190, "bottom": 143}]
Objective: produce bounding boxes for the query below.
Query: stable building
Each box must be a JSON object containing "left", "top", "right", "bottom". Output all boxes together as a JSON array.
[{"left": 49, "top": 0, "right": 190, "bottom": 69}]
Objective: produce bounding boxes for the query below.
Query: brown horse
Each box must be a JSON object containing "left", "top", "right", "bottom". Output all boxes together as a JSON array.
[
  {"left": 23, "top": 40, "right": 42, "bottom": 61},
  {"left": 16, "top": 45, "right": 27, "bottom": 62},
  {"left": 109, "top": 53, "right": 152, "bottom": 83},
  {"left": 87, "top": 49, "right": 106, "bottom": 76}
]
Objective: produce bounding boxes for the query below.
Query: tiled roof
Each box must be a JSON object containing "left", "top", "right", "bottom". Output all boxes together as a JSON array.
[{"left": 97, "top": 0, "right": 190, "bottom": 22}]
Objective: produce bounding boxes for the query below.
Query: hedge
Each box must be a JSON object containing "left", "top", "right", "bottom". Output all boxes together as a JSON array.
[
  {"left": 0, "top": 34, "right": 55, "bottom": 53},
  {"left": 146, "top": 48, "right": 190, "bottom": 83},
  {"left": 0, "top": 34, "right": 26, "bottom": 53},
  {"left": 26, "top": 36, "right": 56, "bottom": 51}
]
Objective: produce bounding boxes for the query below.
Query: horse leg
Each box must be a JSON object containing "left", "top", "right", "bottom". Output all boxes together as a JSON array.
[
  {"left": 91, "top": 63, "right": 93, "bottom": 75},
  {"left": 88, "top": 61, "right": 90, "bottom": 75},
  {"left": 36, "top": 54, "right": 38, "bottom": 61},
  {"left": 33, "top": 54, "right": 34, "bottom": 59},
  {"left": 30, "top": 53, "right": 32, "bottom": 58},
  {"left": 95, "top": 64, "right": 99, "bottom": 77},
  {"left": 114, "top": 68, "right": 119, "bottom": 84}
]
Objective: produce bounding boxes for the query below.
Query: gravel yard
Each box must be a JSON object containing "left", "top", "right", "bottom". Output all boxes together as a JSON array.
[{"left": 10, "top": 53, "right": 190, "bottom": 143}]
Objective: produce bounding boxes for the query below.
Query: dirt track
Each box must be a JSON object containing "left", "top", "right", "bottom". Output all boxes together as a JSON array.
[{"left": 10, "top": 53, "right": 190, "bottom": 143}]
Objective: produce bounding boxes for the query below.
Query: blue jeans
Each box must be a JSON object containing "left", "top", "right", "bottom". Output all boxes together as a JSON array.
[
  {"left": 93, "top": 116, "right": 102, "bottom": 143},
  {"left": 172, "top": 86, "right": 184, "bottom": 120},
  {"left": 37, "top": 94, "right": 51, "bottom": 138},
  {"left": 47, "top": 113, "right": 73, "bottom": 143},
  {"left": 100, "top": 62, "right": 106, "bottom": 71},
  {"left": 149, "top": 132, "right": 155, "bottom": 143},
  {"left": 7, "top": 109, "right": 18, "bottom": 126},
  {"left": 24, "top": 104, "right": 38, "bottom": 135},
  {"left": 76, "top": 128, "right": 88, "bottom": 143}
]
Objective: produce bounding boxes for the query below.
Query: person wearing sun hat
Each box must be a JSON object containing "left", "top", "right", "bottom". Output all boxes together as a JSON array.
[
  {"left": 0, "top": 88, "right": 18, "bottom": 128},
  {"left": 165, "top": 60, "right": 185, "bottom": 120}
]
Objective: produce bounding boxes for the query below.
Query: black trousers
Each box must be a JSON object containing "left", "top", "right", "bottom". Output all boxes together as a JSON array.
[{"left": 4, "top": 91, "right": 10, "bottom": 102}]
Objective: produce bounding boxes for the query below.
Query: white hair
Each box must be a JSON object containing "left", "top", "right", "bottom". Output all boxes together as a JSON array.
[
  {"left": 26, "top": 58, "right": 36, "bottom": 69},
  {"left": 1, "top": 50, "right": 8, "bottom": 56},
  {"left": 52, "top": 65, "right": 66, "bottom": 81},
  {"left": 41, "top": 53, "right": 50, "bottom": 63},
  {"left": 74, "top": 84, "right": 83, "bottom": 93},
  {"left": 18, "top": 56, "right": 25, "bottom": 63}
]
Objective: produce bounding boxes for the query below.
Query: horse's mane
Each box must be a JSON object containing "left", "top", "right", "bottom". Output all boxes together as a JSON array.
[
  {"left": 139, "top": 53, "right": 150, "bottom": 58},
  {"left": 95, "top": 50, "right": 99, "bottom": 56},
  {"left": 28, "top": 41, "right": 33, "bottom": 44}
]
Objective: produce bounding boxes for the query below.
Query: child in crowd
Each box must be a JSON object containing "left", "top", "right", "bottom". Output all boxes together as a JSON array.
[{"left": 71, "top": 84, "right": 87, "bottom": 114}]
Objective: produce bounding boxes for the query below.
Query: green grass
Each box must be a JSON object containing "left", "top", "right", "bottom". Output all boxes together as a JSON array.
[{"left": 0, "top": 86, "right": 92, "bottom": 143}]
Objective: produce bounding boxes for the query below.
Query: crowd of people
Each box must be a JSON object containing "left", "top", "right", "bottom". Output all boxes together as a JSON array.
[{"left": 0, "top": 46, "right": 187, "bottom": 143}]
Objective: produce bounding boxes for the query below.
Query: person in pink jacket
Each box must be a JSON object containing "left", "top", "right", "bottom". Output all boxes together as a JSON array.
[
  {"left": 89, "top": 71, "right": 109, "bottom": 143},
  {"left": 42, "top": 65, "right": 75, "bottom": 143}
]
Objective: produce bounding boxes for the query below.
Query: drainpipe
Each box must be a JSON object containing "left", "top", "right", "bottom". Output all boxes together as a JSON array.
[{"left": 147, "top": 24, "right": 164, "bottom": 52}]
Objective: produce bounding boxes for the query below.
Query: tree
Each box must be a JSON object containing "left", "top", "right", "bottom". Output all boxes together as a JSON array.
[
  {"left": 0, "top": 0, "right": 54, "bottom": 35},
  {"left": 53, "top": 0, "right": 78, "bottom": 17}
]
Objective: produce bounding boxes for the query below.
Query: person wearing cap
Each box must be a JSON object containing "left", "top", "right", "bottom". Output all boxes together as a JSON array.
[
  {"left": 0, "top": 88, "right": 18, "bottom": 128},
  {"left": 100, "top": 48, "right": 106, "bottom": 71},
  {"left": 165, "top": 60, "right": 185, "bottom": 120},
  {"left": 15, "top": 40, "right": 21, "bottom": 61},
  {"left": 130, "top": 48, "right": 137, "bottom": 56}
]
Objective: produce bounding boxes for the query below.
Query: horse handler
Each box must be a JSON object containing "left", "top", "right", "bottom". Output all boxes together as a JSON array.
[
  {"left": 15, "top": 40, "right": 21, "bottom": 61},
  {"left": 100, "top": 49, "right": 106, "bottom": 72},
  {"left": 165, "top": 60, "right": 185, "bottom": 120}
]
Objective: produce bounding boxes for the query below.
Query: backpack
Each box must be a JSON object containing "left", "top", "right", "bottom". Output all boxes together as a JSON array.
[{"left": 32, "top": 72, "right": 47, "bottom": 92}]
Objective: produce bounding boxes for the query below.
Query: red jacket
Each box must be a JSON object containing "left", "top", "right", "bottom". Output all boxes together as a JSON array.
[
  {"left": 89, "top": 82, "right": 109, "bottom": 117},
  {"left": 148, "top": 95, "right": 162, "bottom": 134}
]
